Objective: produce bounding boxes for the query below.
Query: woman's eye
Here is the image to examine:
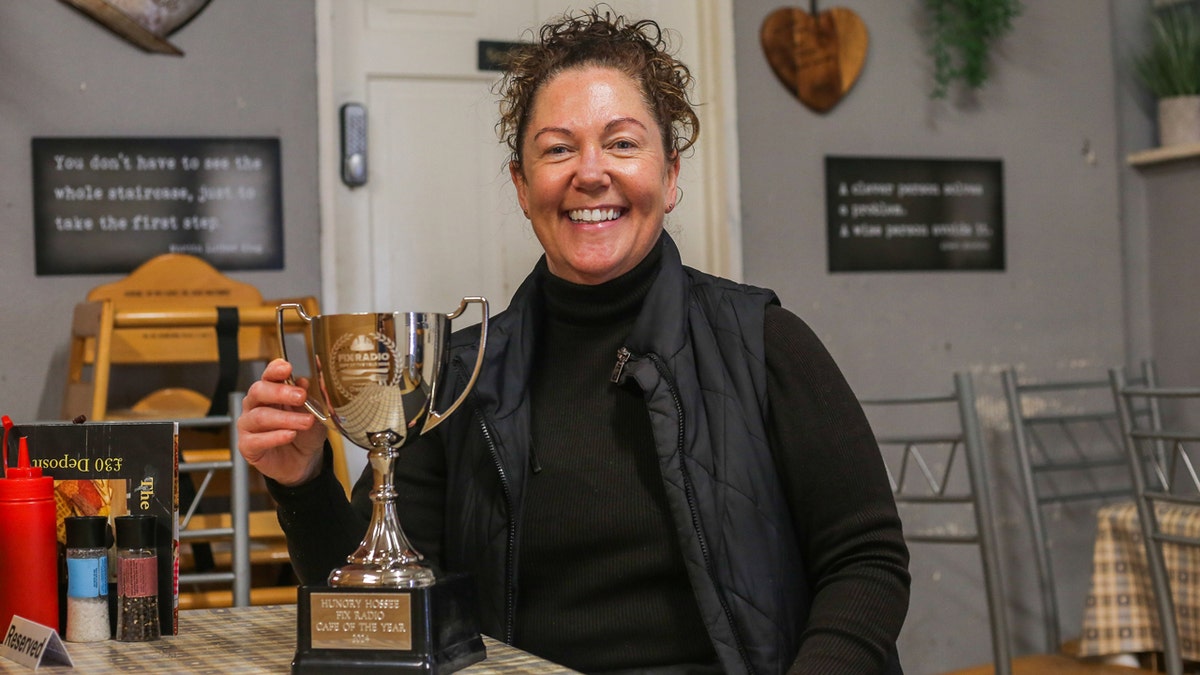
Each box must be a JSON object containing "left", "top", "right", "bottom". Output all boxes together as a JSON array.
[{"left": 613, "top": 139, "right": 636, "bottom": 150}]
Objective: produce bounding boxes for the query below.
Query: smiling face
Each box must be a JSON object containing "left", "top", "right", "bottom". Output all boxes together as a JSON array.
[{"left": 510, "top": 66, "right": 680, "bottom": 285}]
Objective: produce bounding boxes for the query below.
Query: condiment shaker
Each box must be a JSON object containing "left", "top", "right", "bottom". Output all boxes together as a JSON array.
[
  {"left": 114, "top": 514, "right": 160, "bottom": 641},
  {"left": 65, "top": 515, "right": 111, "bottom": 642}
]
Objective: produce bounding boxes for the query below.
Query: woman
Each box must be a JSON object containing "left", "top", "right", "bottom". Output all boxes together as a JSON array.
[{"left": 238, "top": 8, "right": 909, "bottom": 674}]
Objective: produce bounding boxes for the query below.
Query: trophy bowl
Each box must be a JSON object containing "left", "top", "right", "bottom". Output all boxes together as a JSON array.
[{"left": 278, "top": 297, "right": 488, "bottom": 589}]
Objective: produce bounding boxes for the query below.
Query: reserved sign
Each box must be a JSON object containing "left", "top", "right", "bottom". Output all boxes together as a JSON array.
[{"left": 1, "top": 615, "right": 73, "bottom": 670}]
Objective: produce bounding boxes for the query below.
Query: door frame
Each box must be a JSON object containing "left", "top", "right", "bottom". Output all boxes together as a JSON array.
[{"left": 314, "top": 0, "right": 743, "bottom": 313}]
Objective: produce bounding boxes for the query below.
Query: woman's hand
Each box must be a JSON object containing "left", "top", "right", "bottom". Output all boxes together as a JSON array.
[{"left": 237, "top": 358, "right": 328, "bottom": 487}]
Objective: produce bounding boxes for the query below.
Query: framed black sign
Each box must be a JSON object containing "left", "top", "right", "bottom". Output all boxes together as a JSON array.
[
  {"left": 477, "top": 40, "right": 524, "bottom": 71},
  {"left": 825, "top": 155, "right": 1004, "bottom": 272},
  {"left": 32, "top": 137, "right": 283, "bottom": 275}
]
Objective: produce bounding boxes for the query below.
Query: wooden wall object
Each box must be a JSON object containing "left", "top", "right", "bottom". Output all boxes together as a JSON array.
[
  {"left": 761, "top": 5, "right": 869, "bottom": 113},
  {"left": 59, "top": 0, "right": 212, "bottom": 56}
]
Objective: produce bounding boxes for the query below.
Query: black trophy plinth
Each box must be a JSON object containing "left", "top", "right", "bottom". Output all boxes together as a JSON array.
[{"left": 293, "top": 573, "right": 486, "bottom": 674}]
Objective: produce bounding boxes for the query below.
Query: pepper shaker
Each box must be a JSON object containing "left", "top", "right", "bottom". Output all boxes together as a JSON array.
[{"left": 114, "top": 514, "right": 160, "bottom": 642}]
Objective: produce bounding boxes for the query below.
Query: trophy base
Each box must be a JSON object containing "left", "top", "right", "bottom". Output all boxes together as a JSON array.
[{"left": 293, "top": 574, "right": 486, "bottom": 674}]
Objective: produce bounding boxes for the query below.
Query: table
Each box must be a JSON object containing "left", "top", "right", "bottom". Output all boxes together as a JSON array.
[
  {"left": 0, "top": 605, "right": 579, "bottom": 674},
  {"left": 1077, "top": 500, "right": 1200, "bottom": 662}
]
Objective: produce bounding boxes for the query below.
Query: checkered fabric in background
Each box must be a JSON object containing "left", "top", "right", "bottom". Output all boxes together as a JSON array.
[{"left": 1079, "top": 501, "right": 1200, "bottom": 662}]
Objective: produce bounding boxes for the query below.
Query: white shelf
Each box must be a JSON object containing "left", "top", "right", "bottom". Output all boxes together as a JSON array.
[{"left": 1128, "top": 142, "right": 1200, "bottom": 167}]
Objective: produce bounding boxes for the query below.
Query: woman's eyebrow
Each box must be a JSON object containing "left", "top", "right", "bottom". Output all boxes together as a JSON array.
[
  {"left": 606, "top": 117, "right": 647, "bottom": 133},
  {"left": 533, "top": 126, "right": 573, "bottom": 142}
]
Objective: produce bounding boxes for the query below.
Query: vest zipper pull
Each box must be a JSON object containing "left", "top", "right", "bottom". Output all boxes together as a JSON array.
[
  {"left": 611, "top": 347, "right": 631, "bottom": 383},
  {"left": 529, "top": 444, "right": 542, "bottom": 474}
]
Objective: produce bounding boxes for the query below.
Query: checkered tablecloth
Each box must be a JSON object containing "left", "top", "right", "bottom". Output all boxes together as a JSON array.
[
  {"left": 1077, "top": 500, "right": 1200, "bottom": 661},
  {"left": 0, "top": 604, "right": 579, "bottom": 674}
]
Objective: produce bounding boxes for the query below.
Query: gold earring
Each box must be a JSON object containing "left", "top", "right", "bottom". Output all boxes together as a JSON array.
[{"left": 666, "top": 187, "right": 682, "bottom": 214}]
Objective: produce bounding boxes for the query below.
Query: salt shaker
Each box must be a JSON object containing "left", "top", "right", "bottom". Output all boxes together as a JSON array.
[
  {"left": 65, "top": 515, "right": 111, "bottom": 642},
  {"left": 114, "top": 514, "right": 160, "bottom": 642}
]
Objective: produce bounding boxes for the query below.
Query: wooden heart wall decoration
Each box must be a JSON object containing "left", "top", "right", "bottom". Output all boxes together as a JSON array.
[
  {"left": 761, "top": 4, "right": 869, "bottom": 113},
  {"left": 59, "top": 0, "right": 212, "bottom": 55}
]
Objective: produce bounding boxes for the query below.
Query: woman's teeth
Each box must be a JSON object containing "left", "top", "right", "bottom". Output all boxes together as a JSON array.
[{"left": 568, "top": 208, "right": 620, "bottom": 223}]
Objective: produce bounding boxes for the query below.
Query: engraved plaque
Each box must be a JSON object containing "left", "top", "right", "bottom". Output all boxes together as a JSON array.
[
  {"left": 294, "top": 578, "right": 485, "bottom": 673},
  {"left": 309, "top": 592, "right": 413, "bottom": 650}
]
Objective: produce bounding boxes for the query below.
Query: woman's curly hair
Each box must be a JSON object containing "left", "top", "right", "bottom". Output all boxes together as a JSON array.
[{"left": 496, "top": 6, "right": 700, "bottom": 167}]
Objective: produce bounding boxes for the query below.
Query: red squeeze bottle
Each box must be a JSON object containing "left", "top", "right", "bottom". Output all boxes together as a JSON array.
[{"left": 0, "top": 436, "right": 59, "bottom": 632}]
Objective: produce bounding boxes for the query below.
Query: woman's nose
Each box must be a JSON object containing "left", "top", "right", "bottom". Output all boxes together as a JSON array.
[{"left": 572, "top": 146, "right": 610, "bottom": 190}]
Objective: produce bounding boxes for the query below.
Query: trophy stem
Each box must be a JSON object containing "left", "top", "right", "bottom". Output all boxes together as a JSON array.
[{"left": 327, "top": 445, "right": 436, "bottom": 588}]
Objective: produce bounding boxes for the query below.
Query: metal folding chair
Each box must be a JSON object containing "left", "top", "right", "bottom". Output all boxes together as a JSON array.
[
  {"left": 1002, "top": 360, "right": 1159, "bottom": 653},
  {"left": 863, "top": 372, "right": 1009, "bottom": 673},
  {"left": 864, "top": 372, "right": 1155, "bottom": 675},
  {"left": 1111, "top": 369, "right": 1200, "bottom": 675}
]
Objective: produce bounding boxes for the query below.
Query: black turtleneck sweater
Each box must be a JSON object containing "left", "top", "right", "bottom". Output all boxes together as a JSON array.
[{"left": 516, "top": 242, "right": 718, "bottom": 671}]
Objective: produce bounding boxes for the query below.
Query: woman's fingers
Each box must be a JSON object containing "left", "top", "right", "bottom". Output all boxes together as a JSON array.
[{"left": 237, "top": 358, "right": 328, "bottom": 485}]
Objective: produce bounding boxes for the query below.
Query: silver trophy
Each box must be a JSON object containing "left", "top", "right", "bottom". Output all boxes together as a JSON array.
[{"left": 277, "top": 298, "right": 488, "bottom": 588}]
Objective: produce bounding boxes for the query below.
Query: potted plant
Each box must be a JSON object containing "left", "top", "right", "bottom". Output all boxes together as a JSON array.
[
  {"left": 1134, "top": 5, "right": 1200, "bottom": 147},
  {"left": 924, "top": 0, "right": 1023, "bottom": 99}
]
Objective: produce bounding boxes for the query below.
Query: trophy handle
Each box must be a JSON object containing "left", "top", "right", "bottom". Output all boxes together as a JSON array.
[
  {"left": 276, "top": 303, "right": 330, "bottom": 422},
  {"left": 424, "top": 296, "right": 489, "bottom": 432}
]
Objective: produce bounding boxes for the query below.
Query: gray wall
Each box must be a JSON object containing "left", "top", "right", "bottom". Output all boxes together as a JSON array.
[
  {"left": 0, "top": 1, "right": 1171, "bottom": 673},
  {"left": 735, "top": 1, "right": 1129, "bottom": 390},
  {"left": 1141, "top": 159, "right": 1200, "bottom": 390},
  {"left": 732, "top": 1, "right": 1155, "bottom": 673},
  {"left": 0, "top": 2, "right": 322, "bottom": 423}
]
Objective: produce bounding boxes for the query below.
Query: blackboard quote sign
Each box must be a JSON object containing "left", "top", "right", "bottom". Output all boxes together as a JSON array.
[
  {"left": 825, "top": 155, "right": 1004, "bottom": 272},
  {"left": 32, "top": 137, "right": 283, "bottom": 275}
]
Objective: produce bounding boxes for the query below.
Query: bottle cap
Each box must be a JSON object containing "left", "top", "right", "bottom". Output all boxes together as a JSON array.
[
  {"left": 0, "top": 436, "right": 53, "bottom": 501},
  {"left": 66, "top": 515, "right": 111, "bottom": 549},
  {"left": 5, "top": 437, "right": 42, "bottom": 479},
  {"left": 115, "top": 514, "right": 157, "bottom": 549}
]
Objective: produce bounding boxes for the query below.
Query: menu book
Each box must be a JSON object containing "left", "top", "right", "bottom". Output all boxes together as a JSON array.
[{"left": 6, "top": 420, "right": 179, "bottom": 636}]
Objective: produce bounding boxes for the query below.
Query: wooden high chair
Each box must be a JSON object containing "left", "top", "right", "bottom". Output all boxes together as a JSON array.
[{"left": 62, "top": 253, "right": 352, "bottom": 609}]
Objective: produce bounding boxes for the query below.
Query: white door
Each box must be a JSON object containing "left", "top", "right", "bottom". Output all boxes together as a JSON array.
[{"left": 316, "top": 0, "right": 741, "bottom": 316}]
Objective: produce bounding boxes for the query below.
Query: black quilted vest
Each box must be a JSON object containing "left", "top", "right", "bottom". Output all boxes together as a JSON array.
[{"left": 435, "top": 234, "right": 807, "bottom": 675}]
